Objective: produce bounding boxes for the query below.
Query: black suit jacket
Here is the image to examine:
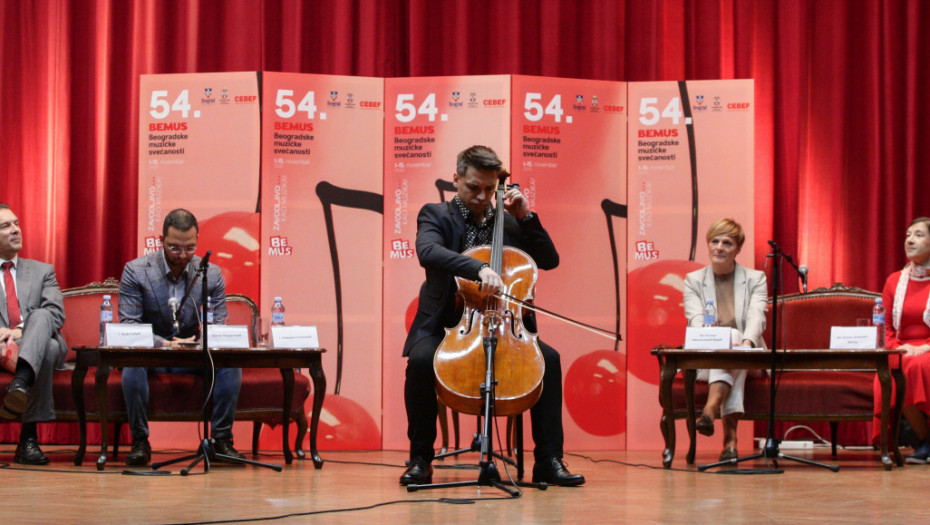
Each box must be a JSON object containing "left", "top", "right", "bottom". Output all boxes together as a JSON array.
[{"left": 402, "top": 201, "right": 559, "bottom": 356}]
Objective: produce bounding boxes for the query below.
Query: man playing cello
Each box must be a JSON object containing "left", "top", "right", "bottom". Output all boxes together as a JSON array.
[{"left": 400, "top": 145, "right": 585, "bottom": 487}]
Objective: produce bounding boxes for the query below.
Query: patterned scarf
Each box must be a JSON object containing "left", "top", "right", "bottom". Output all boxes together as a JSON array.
[
  {"left": 892, "top": 261, "right": 930, "bottom": 330},
  {"left": 452, "top": 196, "right": 494, "bottom": 250}
]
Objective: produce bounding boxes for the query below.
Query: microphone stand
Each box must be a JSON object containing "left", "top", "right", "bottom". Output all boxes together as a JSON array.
[
  {"left": 698, "top": 241, "right": 838, "bottom": 473},
  {"left": 152, "top": 251, "right": 282, "bottom": 475}
]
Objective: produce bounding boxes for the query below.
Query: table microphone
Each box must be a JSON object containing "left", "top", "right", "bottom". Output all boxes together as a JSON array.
[
  {"left": 799, "top": 265, "right": 809, "bottom": 293},
  {"left": 168, "top": 297, "right": 180, "bottom": 336},
  {"left": 199, "top": 249, "right": 212, "bottom": 270}
]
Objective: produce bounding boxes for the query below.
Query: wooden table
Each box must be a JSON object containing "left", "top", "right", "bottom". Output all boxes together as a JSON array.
[
  {"left": 71, "top": 346, "right": 326, "bottom": 471},
  {"left": 653, "top": 347, "right": 905, "bottom": 470}
]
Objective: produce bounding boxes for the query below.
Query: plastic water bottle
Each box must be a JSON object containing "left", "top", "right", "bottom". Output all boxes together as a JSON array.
[
  {"left": 703, "top": 299, "right": 717, "bottom": 327},
  {"left": 873, "top": 297, "right": 886, "bottom": 349},
  {"left": 205, "top": 296, "right": 215, "bottom": 325},
  {"left": 271, "top": 297, "right": 285, "bottom": 326},
  {"left": 99, "top": 295, "right": 113, "bottom": 346}
]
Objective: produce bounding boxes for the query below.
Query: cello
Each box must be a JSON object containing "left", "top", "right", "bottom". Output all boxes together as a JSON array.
[{"left": 433, "top": 172, "right": 546, "bottom": 417}]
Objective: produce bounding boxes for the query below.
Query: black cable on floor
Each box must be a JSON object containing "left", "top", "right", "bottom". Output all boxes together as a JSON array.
[
  {"left": 0, "top": 463, "right": 125, "bottom": 474},
  {"left": 168, "top": 495, "right": 516, "bottom": 525},
  {"left": 564, "top": 451, "right": 755, "bottom": 474}
]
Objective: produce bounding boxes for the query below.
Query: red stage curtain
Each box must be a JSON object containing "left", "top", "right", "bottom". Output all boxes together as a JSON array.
[
  {"left": 1, "top": 0, "right": 929, "bottom": 442},
  {"left": 3, "top": 0, "right": 928, "bottom": 292}
]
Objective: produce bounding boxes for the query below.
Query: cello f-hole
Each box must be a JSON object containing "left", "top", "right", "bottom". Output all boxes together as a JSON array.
[
  {"left": 459, "top": 308, "right": 479, "bottom": 335},
  {"left": 503, "top": 310, "right": 521, "bottom": 338}
]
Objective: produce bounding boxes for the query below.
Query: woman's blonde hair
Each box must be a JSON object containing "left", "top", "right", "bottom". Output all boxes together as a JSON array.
[{"left": 705, "top": 218, "right": 745, "bottom": 249}]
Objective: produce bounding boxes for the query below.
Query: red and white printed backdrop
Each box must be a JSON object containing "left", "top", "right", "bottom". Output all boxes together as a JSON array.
[
  {"left": 625, "top": 80, "right": 755, "bottom": 450},
  {"left": 138, "top": 73, "right": 752, "bottom": 452},
  {"left": 258, "top": 73, "right": 384, "bottom": 450},
  {"left": 510, "top": 76, "right": 628, "bottom": 449},
  {"left": 381, "top": 76, "right": 512, "bottom": 451},
  {"left": 137, "top": 72, "right": 262, "bottom": 446},
  {"left": 138, "top": 72, "right": 262, "bottom": 298}
]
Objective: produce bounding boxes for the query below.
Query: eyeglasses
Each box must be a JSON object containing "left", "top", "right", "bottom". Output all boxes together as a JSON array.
[{"left": 165, "top": 244, "right": 197, "bottom": 254}]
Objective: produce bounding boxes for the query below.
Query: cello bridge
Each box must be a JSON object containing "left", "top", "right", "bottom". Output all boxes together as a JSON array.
[{"left": 482, "top": 311, "right": 503, "bottom": 333}]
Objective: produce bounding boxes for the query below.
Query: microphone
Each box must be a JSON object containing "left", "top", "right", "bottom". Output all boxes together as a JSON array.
[
  {"left": 799, "top": 265, "right": 809, "bottom": 293},
  {"left": 168, "top": 296, "right": 180, "bottom": 336},
  {"left": 199, "top": 249, "right": 212, "bottom": 270}
]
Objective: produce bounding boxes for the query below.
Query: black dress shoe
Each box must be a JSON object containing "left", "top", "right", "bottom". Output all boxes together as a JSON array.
[
  {"left": 0, "top": 384, "right": 28, "bottom": 421},
  {"left": 15, "top": 437, "right": 50, "bottom": 465},
  {"left": 126, "top": 437, "right": 152, "bottom": 466},
  {"left": 212, "top": 438, "right": 246, "bottom": 462},
  {"left": 532, "top": 457, "right": 585, "bottom": 486},
  {"left": 695, "top": 415, "right": 715, "bottom": 436},
  {"left": 399, "top": 456, "right": 433, "bottom": 485}
]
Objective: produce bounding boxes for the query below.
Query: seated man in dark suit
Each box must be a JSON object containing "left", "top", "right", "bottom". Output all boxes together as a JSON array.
[
  {"left": 0, "top": 203, "right": 68, "bottom": 465},
  {"left": 118, "top": 208, "right": 244, "bottom": 466},
  {"left": 400, "top": 146, "right": 584, "bottom": 487}
]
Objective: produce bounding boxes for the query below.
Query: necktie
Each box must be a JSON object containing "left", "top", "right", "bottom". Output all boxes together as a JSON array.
[{"left": 2, "top": 261, "right": 22, "bottom": 327}]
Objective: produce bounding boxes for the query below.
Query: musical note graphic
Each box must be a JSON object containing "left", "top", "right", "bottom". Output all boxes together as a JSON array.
[{"left": 315, "top": 181, "right": 383, "bottom": 394}]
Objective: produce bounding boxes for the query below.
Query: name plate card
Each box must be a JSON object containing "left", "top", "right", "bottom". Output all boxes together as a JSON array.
[
  {"left": 830, "top": 326, "right": 878, "bottom": 349},
  {"left": 684, "top": 327, "right": 732, "bottom": 350},
  {"left": 105, "top": 324, "right": 155, "bottom": 347},
  {"left": 271, "top": 325, "right": 319, "bottom": 348},
  {"left": 207, "top": 325, "right": 251, "bottom": 349}
]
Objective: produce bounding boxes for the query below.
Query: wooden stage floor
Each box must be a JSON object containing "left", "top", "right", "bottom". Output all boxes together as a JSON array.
[{"left": 0, "top": 445, "right": 928, "bottom": 524}]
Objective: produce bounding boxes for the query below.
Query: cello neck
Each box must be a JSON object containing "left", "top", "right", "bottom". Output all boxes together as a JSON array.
[{"left": 489, "top": 173, "right": 508, "bottom": 275}]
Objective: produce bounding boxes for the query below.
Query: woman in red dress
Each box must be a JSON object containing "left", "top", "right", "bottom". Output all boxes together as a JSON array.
[{"left": 875, "top": 217, "right": 930, "bottom": 463}]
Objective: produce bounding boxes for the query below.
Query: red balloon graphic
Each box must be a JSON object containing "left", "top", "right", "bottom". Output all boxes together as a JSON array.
[
  {"left": 564, "top": 349, "right": 627, "bottom": 436},
  {"left": 197, "top": 211, "right": 261, "bottom": 301},
  {"left": 316, "top": 394, "right": 381, "bottom": 450},
  {"left": 259, "top": 394, "right": 381, "bottom": 451},
  {"left": 626, "top": 259, "right": 703, "bottom": 385}
]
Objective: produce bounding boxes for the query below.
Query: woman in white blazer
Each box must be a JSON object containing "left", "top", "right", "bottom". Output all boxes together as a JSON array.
[{"left": 683, "top": 218, "right": 768, "bottom": 461}]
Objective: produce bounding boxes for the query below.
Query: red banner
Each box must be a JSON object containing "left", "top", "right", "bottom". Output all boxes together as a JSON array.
[
  {"left": 626, "top": 80, "right": 755, "bottom": 450},
  {"left": 137, "top": 72, "right": 262, "bottom": 298},
  {"left": 511, "top": 76, "right": 628, "bottom": 449},
  {"left": 382, "top": 76, "right": 512, "bottom": 451},
  {"left": 259, "top": 72, "right": 384, "bottom": 450},
  {"left": 137, "top": 72, "right": 262, "bottom": 446}
]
